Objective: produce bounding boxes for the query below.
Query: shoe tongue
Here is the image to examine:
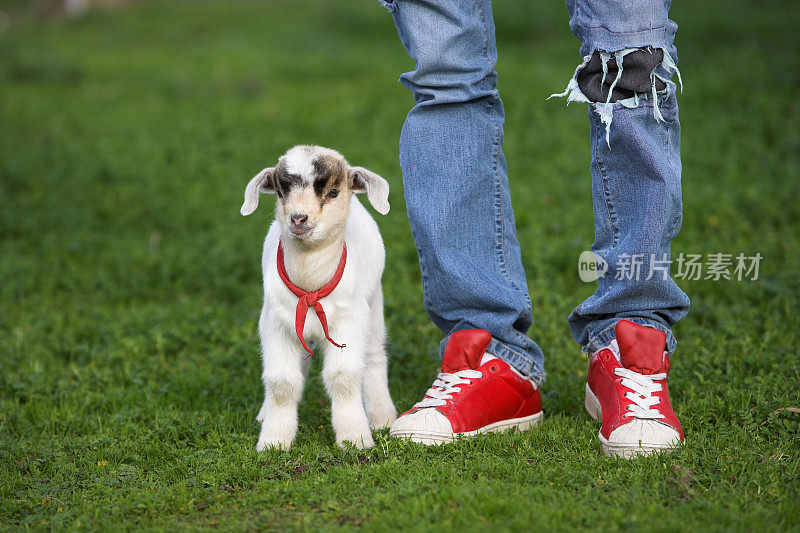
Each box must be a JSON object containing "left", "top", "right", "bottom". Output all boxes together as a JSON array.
[
  {"left": 615, "top": 320, "right": 668, "bottom": 375},
  {"left": 441, "top": 329, "right": 492, "bottom": 373}
]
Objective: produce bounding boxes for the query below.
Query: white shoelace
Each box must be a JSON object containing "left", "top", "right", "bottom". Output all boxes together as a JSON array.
[
  {"left": 614, "top": 367, "right": 667, "bottom": 419},
  {"left": 413, "top": 369, "right": 484, "bottom": 408}
]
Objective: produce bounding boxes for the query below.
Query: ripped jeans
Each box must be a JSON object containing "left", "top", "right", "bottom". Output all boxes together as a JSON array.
[{"left": 384, "top": 0, "right": 690, "bottom": 384}]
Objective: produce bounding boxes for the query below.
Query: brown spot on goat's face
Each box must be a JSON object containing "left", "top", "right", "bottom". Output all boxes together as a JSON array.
[
  {"left": 273, "top": 160, "right": 302, "bottom": 199},
  {"left": 274, "top": 147, "right": 354, "bottom": 245},
  {"left": 313, "top": 155, "right": 347, "bottom": 207}
]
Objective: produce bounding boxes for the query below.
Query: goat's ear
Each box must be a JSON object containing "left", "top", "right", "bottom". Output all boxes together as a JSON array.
[
  {"left": 349, "top": 166, "right": 390, "bottom": 215},
  {"left": 240, "top": 167, "right": 276, "bottom": 216}
]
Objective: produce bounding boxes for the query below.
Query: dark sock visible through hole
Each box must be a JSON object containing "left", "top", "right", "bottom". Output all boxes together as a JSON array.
[{"left": 576, "top": 48, "right": 667, "bottom": 103}]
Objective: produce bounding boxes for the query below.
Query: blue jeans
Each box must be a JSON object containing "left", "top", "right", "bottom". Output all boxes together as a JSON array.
[{"left": 384, "top": 0, "right": 690, "bottom": 384}]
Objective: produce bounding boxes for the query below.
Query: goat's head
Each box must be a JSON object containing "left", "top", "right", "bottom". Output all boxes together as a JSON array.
[{"left": 240, "top": 145, "right": 390, "bottom": 245}]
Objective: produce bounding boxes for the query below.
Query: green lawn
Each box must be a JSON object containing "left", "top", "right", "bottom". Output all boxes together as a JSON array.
[{"left": 2, "top": 1, "right": 799, "bottom": 530}]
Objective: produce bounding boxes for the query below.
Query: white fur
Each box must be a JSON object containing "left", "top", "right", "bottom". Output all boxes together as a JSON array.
[
  {"left": 282, "top": 147, "right": 316, "bottom": 178},
  {"left": 242, "top": 146, "right": 397, "bottom": 451}
]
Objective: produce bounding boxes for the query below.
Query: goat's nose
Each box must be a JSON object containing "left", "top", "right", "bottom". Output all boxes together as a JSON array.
[{"left": 291, "top": 213, "right": 308, "bottom": 225}]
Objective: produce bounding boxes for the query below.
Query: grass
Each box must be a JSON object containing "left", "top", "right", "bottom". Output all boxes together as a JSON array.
[{"left": 1, "top": 0, "right": 799, "bottom": 530}]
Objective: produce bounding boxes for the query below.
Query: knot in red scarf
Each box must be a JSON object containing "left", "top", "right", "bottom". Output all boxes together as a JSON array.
[{"left": 277, "top": 240, "right": 347, "bottom": 357}]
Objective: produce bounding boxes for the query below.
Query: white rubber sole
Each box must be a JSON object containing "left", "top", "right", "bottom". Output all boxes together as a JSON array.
[
  {"left": 585, "top": 383, "right": 681, "bottom": 458},
  {"left": 390, "top": 411, "right": 543, "bottom": 446}
]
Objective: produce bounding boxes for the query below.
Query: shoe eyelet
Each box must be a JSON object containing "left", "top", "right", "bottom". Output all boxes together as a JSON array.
[{"left": 490, "top": 366, "right": 497, "bottom": 373}]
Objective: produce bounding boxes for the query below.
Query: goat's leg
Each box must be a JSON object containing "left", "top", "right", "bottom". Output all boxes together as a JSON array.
[
  {"left": 256, "top": 351, "right": 310, "bottom": 423},
  {"left": 256, "top": 314, "right": 306, "bottom": 451},
  {"left": 362, "top": 291, "right": 397, "bottom": 429},
  {"left": 321, "top": 317, "right": 374, "bottom": 449}
]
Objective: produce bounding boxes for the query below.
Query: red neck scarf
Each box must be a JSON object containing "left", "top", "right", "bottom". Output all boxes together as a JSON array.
[{"left": 277, "top": 240, "right": 347, "bottom": 357}]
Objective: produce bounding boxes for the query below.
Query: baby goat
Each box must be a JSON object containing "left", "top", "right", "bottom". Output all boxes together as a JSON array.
[{"left": 240, "top": 145, "right": 397, "bottom": 450}]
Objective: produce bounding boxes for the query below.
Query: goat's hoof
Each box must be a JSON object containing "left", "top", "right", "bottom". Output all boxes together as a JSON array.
[
  {"left": 337, "top": 433, "right": 375, "bottom": 450},
  {"left": 256, "top": 437, "right": 293, "bottom": 452},
  {"left": 369, "top": 417, "right": 396, "bottom": 430},
  {"left": 369, "top": 406, "right": 398, "bottom": 430}
]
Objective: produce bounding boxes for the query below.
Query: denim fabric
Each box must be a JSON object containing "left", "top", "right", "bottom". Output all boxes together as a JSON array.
[
  {"left": 386, "top": 0, "right": 689, "bottom": 383},
  {"left": 566, "top": 0, "right": 678, "bottom": 61},
  {"left": 563, "top": 0, "right": 689, "bottom": 353},
  {"left": 572, "top": 89, "right": 689, "bottom": 355}
]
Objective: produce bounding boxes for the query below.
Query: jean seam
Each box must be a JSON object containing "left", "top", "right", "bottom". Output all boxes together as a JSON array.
[
  {"left": 491, "top": 122, "right": 529, "bottom": 305},
  {"left": 665, "top": 119, "right": 678, "bottom": 236},
  {"left": 479, "top": 0, "right": 490, "bottom": 73},
  {"left": 594, "top": 113, "right": 619, "bottom": 250},
  {"left": 484, "top": 0, "right": 530, "bottom": 309},
  {"left": 666, "top": 120, "right": 682, "bottom": 238},
  {"left": 477, "top": 0, "right": 493, "bottom": 112},
  {"left": 572, "top": 0, "right": 582, "bottom": 41},
  {"left": 415, "top": 239, "right": 434, "bottom": 313}
]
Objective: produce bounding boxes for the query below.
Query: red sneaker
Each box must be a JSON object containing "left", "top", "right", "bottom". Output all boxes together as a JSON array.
[
  {"left": 390, "top": 329, "right": 543, "bottom": 444},
  {"left": 584, "top": 320, "right": 684, "bottom": 458}
]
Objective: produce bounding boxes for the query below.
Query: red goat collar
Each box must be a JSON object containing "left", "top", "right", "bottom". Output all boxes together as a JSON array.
[{"left": 276, "top": 240, "right": 347, "bottom": 357}]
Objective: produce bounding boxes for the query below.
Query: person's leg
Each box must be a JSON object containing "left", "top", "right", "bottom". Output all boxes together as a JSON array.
[
  {"left": 382, "top": 0, "right": 544, "bottom": 382},
  {"left": 551, "top": 0, "right": 690, "bottom": 457},
  {"left": 382, "top": 0, "right": 544, "bottom": 444},
  {"left": 552, "top": 0, "right": 690, "bottom": 354}
]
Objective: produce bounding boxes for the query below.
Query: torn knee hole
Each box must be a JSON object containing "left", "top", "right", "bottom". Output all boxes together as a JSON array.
[
  {"left": 548, "top": 46, "right": 683, "bottom": 146},
  {"left": 577, "top": 48, "right": 665, "bottom": 104}
]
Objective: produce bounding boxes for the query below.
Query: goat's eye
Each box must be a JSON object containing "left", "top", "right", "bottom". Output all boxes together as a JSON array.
[
  {"left": 275, "top": 189, "right": 283, "bottom": 198},
  {"left": 326, "top": 188, "right": 339, "bottom": 199}
]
